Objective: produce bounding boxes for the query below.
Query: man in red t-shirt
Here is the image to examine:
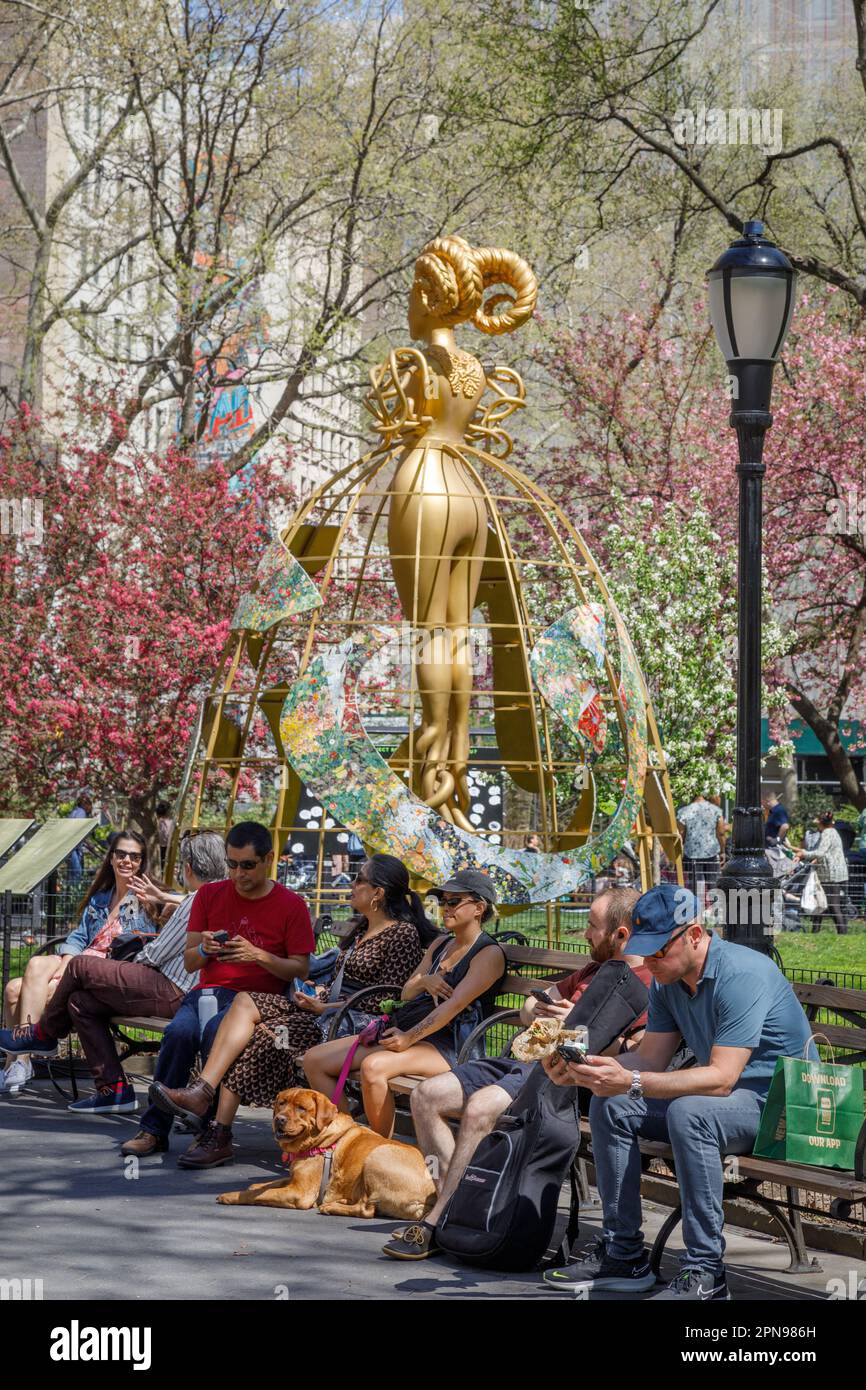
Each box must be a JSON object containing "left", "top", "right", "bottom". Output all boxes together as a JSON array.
[
  {"left": 123, "top": 822, "right": 313, "bottom": 1163},
  {"left": 383, "top": 886, "right": 650, "bottom": 1260}
]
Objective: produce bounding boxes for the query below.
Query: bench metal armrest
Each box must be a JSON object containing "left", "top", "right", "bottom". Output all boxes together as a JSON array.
[
  {"left": 30, "top": 936, "right": 70, "bottom": 956},
  {"left": 456, "top": 1007, "right": 523, "bottom": 1065}
]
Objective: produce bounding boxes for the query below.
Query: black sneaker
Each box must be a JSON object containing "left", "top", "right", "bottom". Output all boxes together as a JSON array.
[
  {"left": 542, "top": 1237, "right": 608, "bottom": 1292},
  {"left": 543, "top": 1246, "right": 656, "bottom": 1295},
  {"left": 649, "top": 1267, "right": 730, "bottom": 1301}
]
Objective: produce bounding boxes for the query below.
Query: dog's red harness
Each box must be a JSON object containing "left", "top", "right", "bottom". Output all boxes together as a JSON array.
[{"left": 281, "top": 1142, "right": 337, "bottom": 1165}]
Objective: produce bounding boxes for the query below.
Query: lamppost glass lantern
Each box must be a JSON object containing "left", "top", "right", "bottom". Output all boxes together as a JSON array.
[{"left": 707, "top": 220, "right": 797, "bottom": 414}]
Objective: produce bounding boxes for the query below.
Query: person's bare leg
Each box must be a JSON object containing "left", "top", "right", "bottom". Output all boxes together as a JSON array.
[
  {"left": 17, "top": 953, "right": 68, "bottom": 1023},
  {"left": 5, "top": 955, "right": 68, "bottom": 1069},
  {"left": 4, "top": 976, "right": 22, "bottom": 1023},
  {"left": 300, "top": 1037, "right": 379, "bottom": 1113},
  {"left": 359, "top": 1045, "right": 451, "bottom": 1137},
  {"left": 3, "top": 977, "right": 22, "bottom": 1068},
  {"left": 410, "top": 1072, "right": 464, "bottom": 1193},
  {"left": 425, "top": 1085, "right": 511, "bottom": 1224},
  {"left": 198, "top": 993, "right": 261, "bottom": 1089},
  {"left": 216, "top": 1087, "right": 242, "bottom": 1127}
]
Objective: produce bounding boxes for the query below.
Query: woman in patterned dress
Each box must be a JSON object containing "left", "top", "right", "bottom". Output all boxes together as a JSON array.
[{"left": 169, "top": 853, "right": 438, "bottom": 1148}]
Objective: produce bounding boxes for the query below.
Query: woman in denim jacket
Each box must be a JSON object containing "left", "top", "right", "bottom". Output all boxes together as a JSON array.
[{"left": 1, "top": 830, "right": 154, "bottom": 1092}]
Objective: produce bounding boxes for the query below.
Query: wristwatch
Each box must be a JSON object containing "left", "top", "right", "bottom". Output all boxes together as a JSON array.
[{"left": 628, "top": 1070, "right": 643, "bottom": 1100}]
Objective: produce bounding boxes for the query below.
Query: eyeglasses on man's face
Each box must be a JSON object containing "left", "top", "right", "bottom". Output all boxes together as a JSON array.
[{"left": 645, "top": 925, "right": 690, "bottom": 961}]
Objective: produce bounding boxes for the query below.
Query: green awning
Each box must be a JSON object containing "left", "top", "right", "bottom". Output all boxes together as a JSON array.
[
  {"left": 0, "top": 818, "right": 98, "bottom": 894},
  {"left": 0, "top": 818, "right": 35, "bottom": 860},
  {"left": 761, "top": 718, "right": 865, "bottom": 758}
]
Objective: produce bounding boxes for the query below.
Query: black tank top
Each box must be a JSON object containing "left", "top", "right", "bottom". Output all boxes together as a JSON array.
[{"left": 429, "top": 930, "right": 505, "bottom": 1019}]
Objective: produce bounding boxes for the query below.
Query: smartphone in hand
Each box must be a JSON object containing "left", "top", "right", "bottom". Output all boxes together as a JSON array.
[
  {"left": 530, "top": 988, "right": 553, "bottom": 1004},
  {"left": 557, "top": 1040, "right": 589, "bottom": 1065}
]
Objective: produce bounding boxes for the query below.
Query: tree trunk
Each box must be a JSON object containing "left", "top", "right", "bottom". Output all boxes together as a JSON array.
[
  {"left": 786, "top": 687, "right": 866, "bottom": 810},
  {"left": 126, "top": 794, "right": 161, "bottom": 876},
  {"left": 19, "top": 230, "right": 52, "bottom": 407}
]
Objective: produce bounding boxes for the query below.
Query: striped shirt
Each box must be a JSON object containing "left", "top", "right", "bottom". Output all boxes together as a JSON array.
[{"left": 139, "top": 894, "right": 199, "bottom": 995}]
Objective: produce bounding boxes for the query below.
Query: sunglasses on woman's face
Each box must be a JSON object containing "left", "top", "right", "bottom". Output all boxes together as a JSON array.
[
  {"left": 113, "top": 849, "right": 142, "bottom": 863},
  {"left": 441, "top": 894, "right": 476, "bottom": 910}
]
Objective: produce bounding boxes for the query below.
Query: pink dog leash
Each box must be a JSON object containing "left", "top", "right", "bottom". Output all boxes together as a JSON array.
[{"left": 331, "top": 1017, "right": 384, "bottom": 1107}]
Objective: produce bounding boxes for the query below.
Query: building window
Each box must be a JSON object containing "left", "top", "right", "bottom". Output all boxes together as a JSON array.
[{"left": 796, "top": 754, "right": 865, "bottom": 791}]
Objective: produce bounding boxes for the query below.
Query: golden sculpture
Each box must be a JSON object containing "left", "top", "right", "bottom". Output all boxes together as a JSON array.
[
  {"left": 169, "top": 234, "right": 683, "bottom": 931},
  {"left": 379, "top": 236, "right": 537, "bottom": 828}
]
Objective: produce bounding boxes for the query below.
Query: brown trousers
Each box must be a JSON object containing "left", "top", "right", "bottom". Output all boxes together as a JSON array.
[{"left": 42, "top": 954, "right": 184, "bottom": 1088}]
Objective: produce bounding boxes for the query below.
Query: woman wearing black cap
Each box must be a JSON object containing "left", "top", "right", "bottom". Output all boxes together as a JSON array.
[{"left": 301, "top": 870, "right": 506, "bottom": 1136}]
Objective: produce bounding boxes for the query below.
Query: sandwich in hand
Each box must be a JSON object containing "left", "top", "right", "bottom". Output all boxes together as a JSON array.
[{"left": 510, "top": 1017, "right": 579, "bottom": 1062}]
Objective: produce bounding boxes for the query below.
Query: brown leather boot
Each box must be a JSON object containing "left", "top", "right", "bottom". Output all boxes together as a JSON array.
[
  {"left": 149, "top": 1077, "right": 215, "bottom": 1131},
  {"left": 177, "top": 1122, "right": 234, "bottom": 1169},
  {"left": 120, "top": 1129, "right": 169, "bottom": 1158}
]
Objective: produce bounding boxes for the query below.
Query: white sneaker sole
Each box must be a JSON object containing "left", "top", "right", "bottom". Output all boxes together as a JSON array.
[
  {"left": 546, "top": 1270, "right": 657, "bottom": 1294},
  {"left": 68, "top": 1100, "right": 138, "bottom": 1114}
]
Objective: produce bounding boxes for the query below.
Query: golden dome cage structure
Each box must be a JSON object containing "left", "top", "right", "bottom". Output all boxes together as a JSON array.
[{"left": 168, "top": 236, "right": 683, "bottom": 940}]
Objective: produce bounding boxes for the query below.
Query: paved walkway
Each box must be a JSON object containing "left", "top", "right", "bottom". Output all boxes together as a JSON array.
[{"left": 0, "top": 1079, "right": 862, "bottom": 1301}]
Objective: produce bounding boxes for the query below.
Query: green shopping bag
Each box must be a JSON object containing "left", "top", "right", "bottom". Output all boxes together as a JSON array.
[{"left": 753, "top": 1036, "right": 865, "bottom": 1170}]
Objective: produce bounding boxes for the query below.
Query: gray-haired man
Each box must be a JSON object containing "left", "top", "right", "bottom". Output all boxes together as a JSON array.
[{"left": 4, "top": 831, "right": 227, "bottom": 1131}]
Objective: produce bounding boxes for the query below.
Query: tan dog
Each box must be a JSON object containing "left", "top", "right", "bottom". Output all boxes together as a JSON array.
[{"left": 217, "top": 1087, "right": 436, "bottom": 1219}]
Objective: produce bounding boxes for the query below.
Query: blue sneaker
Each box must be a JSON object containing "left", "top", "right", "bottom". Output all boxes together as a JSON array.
[
  {"left": 68, "top": 1083, "right": 137, "bottom": 1114},
  {"left": 0, "top": 1023, "right": 58, "bottom": 1055}
]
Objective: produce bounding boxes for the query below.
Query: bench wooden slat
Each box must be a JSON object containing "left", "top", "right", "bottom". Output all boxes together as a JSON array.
[
  {"left": 734, "top": 1156, "right": 866, "bottom": 1200},
  {"left": 577, "top": 1118, "right": 866, "bottom": 1199},
  {"left": 495, "top": 945, "right": 588, "bottom": 970},
  {"left": 793, "top": 983, "right": 866, "bottom": 1015},
  {"left": 388, "top": 1076, "right": 421, "bottom": 1095},
  {"left": 803, "top": 1022, "right": 866, "bottom": 1053},
  {"left": 498, "top": 973, "right": 568, "bottom": 996}
]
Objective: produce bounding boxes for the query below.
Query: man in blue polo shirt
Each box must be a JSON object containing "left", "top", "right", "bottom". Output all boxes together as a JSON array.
[{"left": 540, "top": 883, "right": 815, "bottom": 1302}]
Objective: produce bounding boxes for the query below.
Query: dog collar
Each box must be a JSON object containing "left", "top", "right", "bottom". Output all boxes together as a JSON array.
[{"left": 281, "top": 1142, "right": 338, "bottom": 1165}]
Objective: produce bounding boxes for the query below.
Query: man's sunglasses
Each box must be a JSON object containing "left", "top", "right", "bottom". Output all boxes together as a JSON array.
[
  {"left": 227, "top": 858, "right": 260, "bottom": 872},
  {"left": 646, "top": 925, "right": 690, "bottom": 961}
]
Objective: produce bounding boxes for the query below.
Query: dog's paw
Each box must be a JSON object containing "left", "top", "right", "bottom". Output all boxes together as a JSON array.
[{"left": 216, "top": 1190, "right": 242, "bottom": 1205}]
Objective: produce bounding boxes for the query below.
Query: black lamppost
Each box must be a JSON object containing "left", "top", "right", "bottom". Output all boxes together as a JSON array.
[{"left": 707, "top": 221, "right": 797, "bottom": 951}]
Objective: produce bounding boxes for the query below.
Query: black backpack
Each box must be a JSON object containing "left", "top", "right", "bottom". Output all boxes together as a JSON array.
[{"left": 435, "top": 958, "right": 649, "bottom": 1272}]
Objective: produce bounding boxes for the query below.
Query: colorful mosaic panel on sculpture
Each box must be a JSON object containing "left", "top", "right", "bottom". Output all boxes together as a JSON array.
[
  {"left": 231, "top": 540, "right": 322, "bottom": 632},
  {"left": 279, "top": 601, "right": 647, "bottom": 903}
]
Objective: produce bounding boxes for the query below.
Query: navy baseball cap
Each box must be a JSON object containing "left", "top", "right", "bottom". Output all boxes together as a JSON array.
[
  {"left": 627, "top": 883, "right": 702, "bottom": 956},
  {"left": 430, "top": 870, "right": 496, "bottom": 905}
]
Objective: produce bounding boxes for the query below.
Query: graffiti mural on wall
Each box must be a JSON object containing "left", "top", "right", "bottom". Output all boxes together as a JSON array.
[{"left": 191, "top": 258, "right": 270, "bottom": 471}]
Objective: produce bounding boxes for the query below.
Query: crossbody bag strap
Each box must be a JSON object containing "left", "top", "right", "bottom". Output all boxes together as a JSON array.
[{"left": 327, "top": 944, "right": 355, "bottom": 1003}]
